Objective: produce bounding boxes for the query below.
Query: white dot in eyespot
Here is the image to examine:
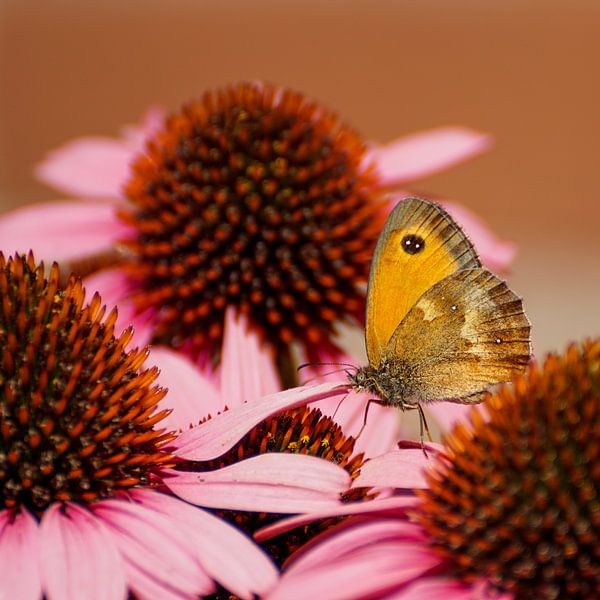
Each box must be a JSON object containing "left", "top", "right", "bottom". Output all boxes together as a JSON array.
[
  {"left": 495, "top": 338, "right": 502, "bottom": 344},
  {"left": 451, "top": 305, "right": 457, "bottom": 311}
]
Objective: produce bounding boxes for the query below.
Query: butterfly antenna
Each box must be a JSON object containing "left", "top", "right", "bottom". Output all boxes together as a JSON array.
[
  {"left": 297, "top": 361, "right": 358, "bottom": 372},
  {"left": 300, "top": 368, "right": 354, "bottom": 386},
  {"left": 417, "top": 404, "right": 432, "bottom": 458}
]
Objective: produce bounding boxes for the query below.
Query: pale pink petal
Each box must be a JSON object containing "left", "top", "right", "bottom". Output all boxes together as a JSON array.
[
  {"left": 39, "top": 503, "right": 126, "bottom": 600},
  {"left": 365, "top": 127, "right": 492, "bottom": 187},
  {"left": 286, "top": 518, "right": 426, "bottom": 574},
  {"left": 35, "top": 138, "right": 136, "bottom": 198},
  {"left": 221, "top": 306, "right": 280, "bottom": 407},
  {"left": 442, "top": 201, "right": 517, "bottom": 271},
  {"left": 424, "top": 401, "right": 476, "bottom": 433},
  {"left": 82, "top": 268, "right": 154, "bottom": 347},
  {"left": 255, "top": 496, "right": 420, "bottom": 542},
  {"left": 151, "top": 347, "right": 220, "bottom": 432},
  {"left": 269, "top": 542, "right": 441, "bottom": 600},
  {"left": 353, "top": 449, "right": 433, "bottom": 489},
  {"left": 92, "top": 496, "right": 214, "bottom": 598},
  {"left": 386, "top": 577, "right": 477, "bottom": 600},
  {"left": 121, "top": 107, "right": 166, "bottom": 152},
  {"left": 133, "top": 489, "right": 277, "bottom": 599},
  {"left": 0, "top": 509, "right": 42, "bottom": 600},
  {"left": 174, "top": 382, "right": 349, "bottom": 460},
  {"left": 165, "top": 453, "right": 350, "bottom": 513},
  {"left": 0, "top": 201, "right": 129, "bottom": 264}
]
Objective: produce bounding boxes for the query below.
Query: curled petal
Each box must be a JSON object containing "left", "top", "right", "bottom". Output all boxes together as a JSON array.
[
  {"left": 132, "top": 489, "right": 277, "bottom": 599},
  {"left": 120, "top": 107, "right": 166, "bottom": 152},
  {"left": 173, "top": 382, "right": 349, "bottom": 461},
  {"left": 255, "top": 496, "right": 420, "bottom": 542},
  {"left": 221, "top": 306, "right": 280, "bottom": 407},
  {"left": 0, "top": 201, "right": 129, "bottom": 264},
  {"left": 35, "top": 138, "right": 135, "bottom": 198},
  {"left": 365, "top": 127, "right": 492, "bottom": 187},
  {"left": 165, "top": 453, "right": 351, "bottom": 513},
  {"left": 0, "top": 509, "right": 42, "bottom": 600},
  {"left": 39, "top": 503, "right": 126, "bottom": 600}
]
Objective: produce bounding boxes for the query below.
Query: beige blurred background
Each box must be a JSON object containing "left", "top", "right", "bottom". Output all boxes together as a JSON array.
[{"left": 1, "top": 0, "right": 599, "bottom": 358}]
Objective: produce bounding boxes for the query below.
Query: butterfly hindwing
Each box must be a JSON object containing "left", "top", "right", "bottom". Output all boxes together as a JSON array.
[
  {"left": 365, "top": 197, "right": 481, "bottom": 367},
  {"left": 382, "top": 267, "right": 531, "bottom": 403}
]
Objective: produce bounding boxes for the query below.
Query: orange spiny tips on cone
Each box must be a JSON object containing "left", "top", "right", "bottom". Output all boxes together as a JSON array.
[
  {"left": 120, "top": 82, "right": 385, "bottom": 359},
  {"left": 0, "top": 252, "right": 174, "bottom": 513},
  {"left": 181, "top": 405, "right": 371, "bottom": 566},
  {"left": 416, "top": 340, "right": 600, "bottom": 600}
]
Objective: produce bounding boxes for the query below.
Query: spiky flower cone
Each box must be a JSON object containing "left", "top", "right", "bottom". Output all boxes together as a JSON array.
[{"left": 418, "top": 340, "right": 600, "bottom": 599}]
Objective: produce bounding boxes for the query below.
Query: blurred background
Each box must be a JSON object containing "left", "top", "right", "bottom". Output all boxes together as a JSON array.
[{"left": 1, "top": 0, "right": 599, "bottom": 357}]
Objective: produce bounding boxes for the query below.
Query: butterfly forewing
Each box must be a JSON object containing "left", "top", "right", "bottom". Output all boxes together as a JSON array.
[
  {"left": 383, "top": 267, "right": 531, "bottom": 403},
  {"left": 365, "top": 198, "right": 480, "bottom": 367}
]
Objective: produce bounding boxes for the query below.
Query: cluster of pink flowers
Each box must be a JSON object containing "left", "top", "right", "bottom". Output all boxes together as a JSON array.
[{"left": 0, "top": 83, "right": 517, "bottom": 599}]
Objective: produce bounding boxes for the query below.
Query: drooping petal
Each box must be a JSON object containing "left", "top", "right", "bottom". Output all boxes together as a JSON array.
[
  {"left": 255, "top": 496, "right": 420, "bottom": 542},
  {"left": 269, "top": 541, "right": 441, "bottom": 600},
  {"left": 352, "top": 448, "right": 434, "bottom": 489},
  {"left": 365, "top": 127, "right": 492, "bottom": 187},
  {"left": 132, "top": 489, "right": 277, "bottom": 599},
  {"left": 442, "top": 201, "right": 517, "bottom": 271},
  {"left": 174, "top": 382, "right": 349, "bottom": 461},
  {"left": 165, "top": 453, "right": 351, "bottom": 513},
  {"left": 0, "top": 509, "right": 42, "bottom": 600},
  {"left": 35, "top": 138, "right": 136, "bottom": 198},
  {"left": 92, "top": 495, "right": 214, "bottom": 598},
  {"left": 151, "top": 347, "right": 220, "bottom": 432},
  {"left": 0, "top": 201, "right": 129, "bottom": 264},
  {"left": 220, "top": 306, "right": 280, "bottom": 407},
  {"left": 39, "top": 503, "right": 127, "bottom": 600}
]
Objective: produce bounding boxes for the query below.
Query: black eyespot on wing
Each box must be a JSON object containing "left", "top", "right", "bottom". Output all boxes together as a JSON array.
[{"left": 401, "top": 234, "right": 425, "bottom": 255}]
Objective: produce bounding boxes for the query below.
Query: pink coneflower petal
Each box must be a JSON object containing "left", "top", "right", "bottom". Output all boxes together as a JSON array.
[
  {"left": 365, "top": 127, "right": 492, "bottom": 187},
  {"left": 352, "top": 447, "right": 439, "bottom": 489},
  {"left": 255, "top": 496, "right": 420, "bottom": 542},
  {"left": 39, "top": 503, "right": 126, "bottom": 600},
  {"left": 286, "top": 518, "right": 427, "bottom": 574},
  {"left": 133, "top": 489, "right": 277, "bottom": 599},
  {"left": 165, "top": 453, "right": 351, "bottom": 513},
  {"left": 0, "top": 200, "right": 129, "bottom": 263},
  {"left": 35, "top": 138, "right": 135, "bottom": 198},
  {"left": 174, "top": 381, "right": 349, "bottom": 460},
  {"left": 151, "top": 347, "right": 220, "bottom": 432},
  {"left": 82, "top": 267, "right": 153, "bottom": 346},
  {"left": 269, "top": 541, "right": 442, "bottom": 600},
  {"left": 387, "top": 577, "right": 481, "bottom": 600},
  {"left": 424, "top": 401, "right": 477, "bottom": 433},
  {"left": 120, "top": 106, "right": 166, "bottom": 152},
  {"left": 221, "top": 306, "right": 280, "bottom": 407},
  {"left": 442, "top": 200, "right": 517, "bottom": 271},
  {"left": 92, "top": 497, "right": 215, "bottom": 598},
  {"left": 0, "top": 509, "right": 41, "bottom": 600}
]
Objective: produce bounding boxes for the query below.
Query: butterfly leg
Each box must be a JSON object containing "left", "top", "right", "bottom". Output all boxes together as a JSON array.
[
  {"left": 417, "top": 403, "right": 432, "bottom": 457},
  {"left": 355, "top": 398, "right": 381, "bottom": 441}
]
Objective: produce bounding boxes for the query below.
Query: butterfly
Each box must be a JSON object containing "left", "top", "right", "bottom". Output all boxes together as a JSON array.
[{"left": 347, "top": 197, "right": 532, "bottom": 440}]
